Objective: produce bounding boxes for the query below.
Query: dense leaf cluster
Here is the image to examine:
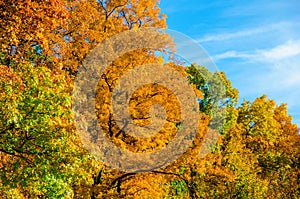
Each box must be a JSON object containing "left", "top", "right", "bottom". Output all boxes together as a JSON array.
[{"left": 1, "top": 0, "right": 299, "bottom": 198}]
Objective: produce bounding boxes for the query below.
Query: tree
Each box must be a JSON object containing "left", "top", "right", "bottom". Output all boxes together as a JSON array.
[
  {"left": 1, "top": 1, "right": 170, "bottom": 197},
  {"left": 1, "top": 0, "right": 299, "bottom": 198},
  {"left": 51, "top": 0, "right": 168, "bottom": 74},
  {"left": 215, "top": 95, "right": 300, "bottom": 198},
  {"left": 0, "top": 63, "right": 94, "bottom": 198},
  {"left": 0, "top": 0, "right": 67, "bottom": 67}
]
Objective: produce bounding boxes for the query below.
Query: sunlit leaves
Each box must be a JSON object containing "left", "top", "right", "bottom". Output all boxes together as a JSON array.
[
  {"left": 1, "top": 0, "right": 299, "bottom": 198},
  {"left": 0, "top": 0, "right": 67, "bottom": 66},
  {"left": 0, "top": 63, "right": 88, "bottom": 198}
]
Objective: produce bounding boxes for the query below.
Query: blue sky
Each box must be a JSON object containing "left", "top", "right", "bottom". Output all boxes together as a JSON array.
[{"left": 159, "top": 0, "right": 300, "bottom": 127}]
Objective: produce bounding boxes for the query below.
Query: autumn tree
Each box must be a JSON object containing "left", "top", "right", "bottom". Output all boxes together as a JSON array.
[
  {"left": 79, "top": 61, "right": 239, "bottom": 198},
  {"left": 230, "top": 96, "right": 300, "bottom": 198},
  {"left": 1, "top": 0, "right": 171, "bottom": 198},
  {"left": 186, "top": 95, "right": 300, "bottom": 198},
  {"left": 159, "top": 64, "right": 239, "bottom": 199},
  {"left": 0, "top": 0, "right": 67, "bottom": 67},
  {"left": 61, "top": 0, "right": 167, "bottom": 74},
  {"left": 1, "top": 0, "right": 299, "bottom": 198},
  {"left": 0, "top": 63, "right": 96, "bottom": 198},
  {"left": 160, "top": 75, "right": 299, "bottom": 198}
]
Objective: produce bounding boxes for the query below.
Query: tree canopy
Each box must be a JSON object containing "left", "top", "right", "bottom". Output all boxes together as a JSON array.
[{"left": 1, "top": 0, "right": 299, "bottom": 198}]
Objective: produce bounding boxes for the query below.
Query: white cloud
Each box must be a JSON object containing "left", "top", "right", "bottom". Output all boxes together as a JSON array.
[
  {"left": 213, "top": 40, "right": 300, "bottom": 62},
  {"left": 266, "top": 62, "right": 300, "bottom": 91},
  {"left": 197, "top": 21, "right": 300, "bottom": 126},
  {"left": 259, "top": 40, "right": 300, "bottom": 60},
  {"left": 213, "top": 40, "right": 300, "bottom": 112},
  {"left": 199, "top": 27, "right": 268, "bottom": 43},
  {"left": 213, "top": 50, "right": 254, "bottom": 61},
  {"left": 198, "top": 22, "right": 294, "bottom": 43},
  {"left": 261, "top": 62, "right": 300, "bottom": 109}
]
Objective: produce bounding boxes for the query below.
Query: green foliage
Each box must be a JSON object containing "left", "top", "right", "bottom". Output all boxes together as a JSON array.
[
  {"left": 0, "top": 64, "right": 88, "bottom": 198},
  {"left": 185, "top": 64, "right": 238, "bottom": 115},
  {"left": 166, "top": 179, "right": 189, "bottom": 199},
  {"left": 185, "top": 64, "right": 239, "bottom": 134}
]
